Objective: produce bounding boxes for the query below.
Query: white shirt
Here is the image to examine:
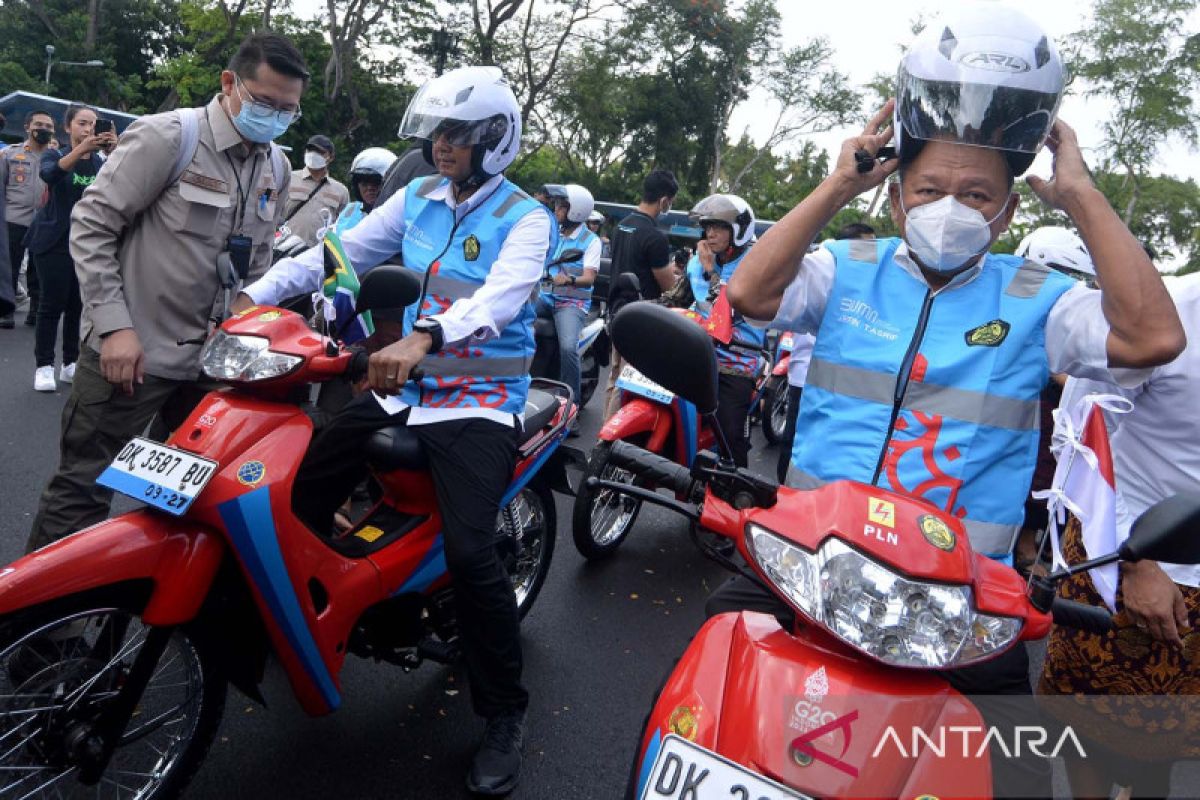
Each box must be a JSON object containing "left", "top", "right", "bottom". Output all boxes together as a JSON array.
[
  {"left": 785, "top": 331, "right": 816, "bottom": 388},
  {"left": 1058, "top": 274, "right": 1200, "bottom": 587},
  {"left": 760, "top": 241, "right": 1147, "bottom": 387},
  {"left": 243, "top": 174, "right": 551, "bottom": 425},
  {"left": 562, "top": 223, "right": 603, "bottom": 273}
]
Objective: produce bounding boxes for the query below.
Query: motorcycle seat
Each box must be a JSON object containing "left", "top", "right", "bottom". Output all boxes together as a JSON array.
[
  {"left": 520, "top": 388, "right": 560, "bottom": 445},
  {"left": 533, "top": 317, "right": 556, "bottom": 341},
  {"left": 364, "top": 388, "right": 561, "bottom": 471}
]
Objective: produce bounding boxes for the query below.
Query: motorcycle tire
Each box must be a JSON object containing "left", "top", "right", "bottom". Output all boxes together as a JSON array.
[
  {"left": 572, "top": 440, "right": 644, "bottom": 560},
  {"left": 501, "top": 483, "right": 557, "bottom": 619},
  {"left": 0, "top": 590, "right": 226, "bottom": 800},
  {"left": 761, "top": 376, "right": 790, "bottom": 446}
]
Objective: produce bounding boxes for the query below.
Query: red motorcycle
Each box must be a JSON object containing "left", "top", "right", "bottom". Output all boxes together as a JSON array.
[
  {"left": 0, "top": 267, "right": 577, "bottom": 798},
  {"left": 594, "top": 303, "right": 1200, "bottom": 800}
]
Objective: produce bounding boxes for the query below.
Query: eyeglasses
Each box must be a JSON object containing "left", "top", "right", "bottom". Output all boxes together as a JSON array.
[{"left": 235, "top": 75, "right": 302, "bottom": 122}]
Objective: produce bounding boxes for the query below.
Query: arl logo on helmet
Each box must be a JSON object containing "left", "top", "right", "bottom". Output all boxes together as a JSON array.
[{"left": 958, "top": 51, "right": 1032, "bottom": 73}]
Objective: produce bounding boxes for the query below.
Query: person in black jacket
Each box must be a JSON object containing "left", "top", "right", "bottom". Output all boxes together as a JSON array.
[{"left": 25, "top": 104, "right": 114, "bottom": 392}]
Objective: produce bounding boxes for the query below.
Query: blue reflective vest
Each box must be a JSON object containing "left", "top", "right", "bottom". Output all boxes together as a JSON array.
[
  {"left": 547, "top": 225, "right": 600, "bottom": 310},
  {"left": 396, "top": 175, "right": 542, "bottom": 416},
  {"left": 331, "top": 201, "right": 367, "bottom": 235},
  {"left": 791, "top": 238, "right": 1075, "bottom": 557},
  {"left": 686, "top": 249, "right": 765, "bottom": 376}
]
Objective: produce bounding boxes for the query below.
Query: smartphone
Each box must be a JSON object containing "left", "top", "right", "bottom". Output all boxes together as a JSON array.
[{"left": 94, "top": 119, "right": 113, "bottom": 135}]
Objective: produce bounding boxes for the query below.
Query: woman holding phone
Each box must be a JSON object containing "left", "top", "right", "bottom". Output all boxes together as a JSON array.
[{"left": 24, "top": 104, "right": 115, "bottom": 391}]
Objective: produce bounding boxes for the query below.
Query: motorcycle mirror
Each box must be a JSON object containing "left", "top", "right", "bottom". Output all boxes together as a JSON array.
[
  {"left": 356, "top": 265, "right": 423, "bottom": 314},
  {"left": 1120, "top": 493, "right": 1200, "bottom": 564},
  {"left": 611, "top": 302, "right": 718, "bottom": 415},
  {"left": 549, "top": 248, "right": 584, "bottom": 268}
]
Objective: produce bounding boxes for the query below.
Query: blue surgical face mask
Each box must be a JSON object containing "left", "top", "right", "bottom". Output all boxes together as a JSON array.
[{"left": 230, "top": 76, "right": 297, "bottom": 144}]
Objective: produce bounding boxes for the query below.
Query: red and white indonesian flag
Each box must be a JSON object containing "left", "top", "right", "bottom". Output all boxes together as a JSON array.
[{"left": 1036, "top": 393, "right": 1132, "bottom": 612}]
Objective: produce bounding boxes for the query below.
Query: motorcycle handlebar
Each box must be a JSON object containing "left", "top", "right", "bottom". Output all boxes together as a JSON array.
[
  {"left": 346, "top": 350, "right": 423, "bottom": 383},
  {"left": 1050, "top": 597, "right": 1113, "bottom": 635},
  {"left": 607, "top": 440, "right": 698, "bottom": 499}
]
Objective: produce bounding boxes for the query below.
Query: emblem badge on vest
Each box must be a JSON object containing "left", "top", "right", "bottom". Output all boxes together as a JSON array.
[
  {"left": 463, "top": 234, "right": 481, "bottom": 261},
  {"left": 964, "top": 319, "right": 1010, "bottom": 347}
]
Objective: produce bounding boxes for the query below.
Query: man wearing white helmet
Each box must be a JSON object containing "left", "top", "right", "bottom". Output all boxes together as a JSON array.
[
  {"left": 585, "top": 209, "right": 610, "bottom": 257},
  {"left": 685, "top": 193, "right": 765, "bottom": 466},
  {"left": 328, "top": 146, "right": 399, "bottom": 234},
  {"left": 1016, "top": 225, "right": 1097, "bottom": 287},
  {"left": 540, "top": 183, "right": 602, "bottom": 426},
  {"left": 721, "top": 5, "right": 1183, "bottom": 795},
  {"left": 235, "top": 65, "right": 553, "bottom": 795}
]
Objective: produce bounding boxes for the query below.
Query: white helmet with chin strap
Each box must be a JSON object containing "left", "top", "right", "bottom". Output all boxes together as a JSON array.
[
  {"left": 1015, "top": 226, "right": 1096, "bottom": 279},
  {"left": 690, "top": 193, "right": 756, "bottom": 248},
  {"left": 398, "top": 66, "right": 521, "bottom": 185},
  {"left": 561, "top": 184, "right": 595, "bottom": 224},
  {"left": 894, "top": 2, "right": 1065, "bottom": 177},
  {"left": 349, "top": 147, "right": 398, "bottom": 181}
]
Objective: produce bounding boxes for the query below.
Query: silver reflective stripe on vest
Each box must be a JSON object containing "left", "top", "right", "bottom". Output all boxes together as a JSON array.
[
  {"left": 1004, "top": 260, "right": 1053, "bottom": 299},
  {"left": 554, "top": 285, "right": 592, "bottom": 299},
  {"left": 415, "top": 175, "right": 443, "bottom": 198},
  {"left": 806, "top": 358, "right": 1038, "bottom": 430},
  {"left": 492, "top": 190, "right": 530, "bottom": 219},
  {"left": 424, "top": 273, "right": 481, "bottom": 301},
  {"left": 784, "top": 467, "right": 1018, "bottom": 555},
  {"left": 420, "top": 355, "right": 530, "bottom": 377},
  {"left": 848, "top": 239, "right": 878, "bottom": 264}
]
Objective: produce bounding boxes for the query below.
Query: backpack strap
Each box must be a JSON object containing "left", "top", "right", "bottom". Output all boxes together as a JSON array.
[{"left": 168, "top": 107, "right": 201, "bottom": 187}]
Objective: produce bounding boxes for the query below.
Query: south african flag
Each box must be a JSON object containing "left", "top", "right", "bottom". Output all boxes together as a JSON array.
[{"left": 322, "top": 231, "right": 374, "bottom": 345}]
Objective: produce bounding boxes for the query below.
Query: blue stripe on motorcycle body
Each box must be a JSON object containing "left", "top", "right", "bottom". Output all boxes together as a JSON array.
[
  {"left": 393, "top": 533, "right": 447, "bottom": 595},
  {"left": 636, "top": 728, "right": 664, "bottom": 798},
  {"left": 218, "top": 489, "right": 341, "bottom": 711},
  {"left": 677, "top": 398, "right": 698, "bottom": 467}
]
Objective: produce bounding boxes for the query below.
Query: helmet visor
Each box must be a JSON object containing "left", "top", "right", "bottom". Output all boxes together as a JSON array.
[
  {"left": 897, "top": 67, "right": 1062, "bottom": 154},
  {"left": 398, "top": 108, "right": 507, "bottom": 147}
]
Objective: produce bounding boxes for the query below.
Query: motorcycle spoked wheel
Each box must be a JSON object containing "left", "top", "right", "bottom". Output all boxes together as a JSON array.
[
  {"left": 0, "top": 598, "right": 225, "bottom": 800},
  {"left": 761, "top": 376, "right": 790, "bottom": 445},
  {"left": 572, "top": 440, "right": 646, "bottom": 560},
  {"left": 499, "top": 484, "right": 557, "bottom": 618}
]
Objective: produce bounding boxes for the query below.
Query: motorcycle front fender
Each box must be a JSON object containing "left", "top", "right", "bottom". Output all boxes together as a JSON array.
[
  {"left": 634, "top": 612, "right": 991, "bottom": 800},
  {"left": 0, "top": 511, "right": 224, "bottom": 627},
  {"left": 598, "top": 398, "right": 667, "bottom": 444}
]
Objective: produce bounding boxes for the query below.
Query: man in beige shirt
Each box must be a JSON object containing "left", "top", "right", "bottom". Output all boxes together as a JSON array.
[
  {"left": 284, "top": 133, "right": 349, "bottom": 245},
  {"left": 0, "top": 109, "right": 55, "bottom": 327},
  {"left": 26, "top": 32, "right": 309, "bottom": 552}
]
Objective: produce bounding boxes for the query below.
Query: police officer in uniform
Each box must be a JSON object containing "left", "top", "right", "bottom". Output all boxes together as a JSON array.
[
  {"left": 0, "top": 109, "right": 55, "bottom": 328},
  {"left": 235, "top": 65, "right": 552, "bottom": 796},
  {"left": 26, "top": 32, "right": 307, "bottom": 553}
]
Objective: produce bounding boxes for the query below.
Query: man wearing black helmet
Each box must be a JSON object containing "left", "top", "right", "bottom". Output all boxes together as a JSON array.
[{"left": 720, "top": 6, "right": 1184, "bottom": 796}]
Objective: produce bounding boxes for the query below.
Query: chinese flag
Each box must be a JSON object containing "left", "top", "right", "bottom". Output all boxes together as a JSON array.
[{"left": 705, "top": 287, "right": 734, "bottom": 345}]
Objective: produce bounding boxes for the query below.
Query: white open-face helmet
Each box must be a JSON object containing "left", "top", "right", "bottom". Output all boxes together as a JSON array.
[
  {"left": 398, "top": 66, "right": 521, "bottom": 181},
  {"left": 895, "top": 2, "right": 1065, "bottom": 176},
  {"left": 561, "top": 184, "right": 595, "bottom": 224},
  {"left": 587, "top": 210, "right": 605, "bottom": 225},
  {"left": 349, "top": 147, "right": 397, "bottom": 181},
  {"left": 1015, "top": 226, "right": 1096, "bottom": 280},
  {"left": 690, "top": 193, "right": 756, "bottom": 248}
]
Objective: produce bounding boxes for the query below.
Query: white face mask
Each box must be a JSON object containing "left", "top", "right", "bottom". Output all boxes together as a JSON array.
[
  {"left": 304, "top": 151, "right": 328, "bottom": 171},
  {"left": 900, "top": 191, "right": 1008, "bottom": 275}
]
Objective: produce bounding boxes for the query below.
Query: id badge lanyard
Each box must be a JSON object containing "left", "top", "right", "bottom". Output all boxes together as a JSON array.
[{"left": 219, "top": 150, "right": 263, "bottom": 319}]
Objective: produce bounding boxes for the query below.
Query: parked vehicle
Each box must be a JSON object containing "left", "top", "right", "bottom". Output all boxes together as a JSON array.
[
  {"left": 0, "top": 266, "right": 578, "bottom": 799},
  {"left": 531, "top": 248, "right": 609, "bottom": 410},
  {"left": 589, "top": 302, "right": 1200, "bottom": 800}
]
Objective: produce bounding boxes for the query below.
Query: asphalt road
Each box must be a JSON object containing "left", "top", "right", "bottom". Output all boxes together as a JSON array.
[{"left": 2, "top": 310, "right": 1197, "bottom": 799}]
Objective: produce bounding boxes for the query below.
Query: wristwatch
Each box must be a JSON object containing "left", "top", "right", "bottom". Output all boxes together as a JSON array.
[
  {"left": 568, "top": 274, "right": 577, "bottom": 286},
  {"left": 412, "top": 318, "right": 444, "bottom": 352}
]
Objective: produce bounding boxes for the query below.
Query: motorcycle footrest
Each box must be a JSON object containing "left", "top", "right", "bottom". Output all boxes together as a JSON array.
[{"left": 416, "top": 637, "right": 460, "bottom": 665}]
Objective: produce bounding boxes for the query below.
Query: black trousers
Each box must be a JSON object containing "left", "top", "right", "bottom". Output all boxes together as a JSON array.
[
  {"left": 776, "top": 384, "right": 802, "bottom": 484},
  {"left": 292, "top": 393, "right": 527, "bottom": 719},
  {"left": 716, "top": 372, "right": 755, "bottom": 468},
  {"left": 706, "top": 575, "right": 1051, "bottom": 798},
  {"left": 32, "top": 248, "right": 80, "bottom": 368},
  {"left": 7, "top": 222, "right": 36, "bottom": 317}
]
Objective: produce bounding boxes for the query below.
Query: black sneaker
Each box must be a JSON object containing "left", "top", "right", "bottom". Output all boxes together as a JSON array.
[
  {"left": 466, "top": 710, "right": 525, "bottom": 796},
  {"left": 0, "top": 314, "right": 13, "bottom": 329}
]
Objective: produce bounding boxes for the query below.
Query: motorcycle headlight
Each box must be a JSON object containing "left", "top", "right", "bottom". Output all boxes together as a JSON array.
[
  {"left": 746, "top": 524, "right": 1021, "bottom": 668},
  {"left": 200, "top": 331, "right": 302, "bottom": 382}
]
